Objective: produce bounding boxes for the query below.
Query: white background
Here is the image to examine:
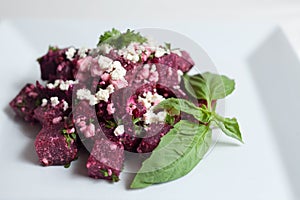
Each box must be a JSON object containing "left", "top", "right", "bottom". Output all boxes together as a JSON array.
[{"left": 1, "top": 0, "right": 300, "bottom": 55}]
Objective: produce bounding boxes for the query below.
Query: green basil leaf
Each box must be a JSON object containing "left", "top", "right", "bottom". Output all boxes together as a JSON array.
[
  {"left": 154, "top": 98, "right": 211, "bottom": 123},
  {"left": 213, "top": 115, "right": 243, "bottom": 143},
  {"left": 183, "top": 72, "right": 235, "bottom": 101},
  {"left": 130, "top": 120, "right": 212, "bottom": 189}
]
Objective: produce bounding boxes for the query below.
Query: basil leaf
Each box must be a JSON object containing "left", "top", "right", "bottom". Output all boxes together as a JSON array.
[
  {"left": 98, "top": 29, "right": 147, "bottom": 49},
  {"left": 213, "top": 115, "right": 243, "bottom": 143},
  {"left": 154, "top": 98, "right": 211, "bottom": 123},
  {"left": 130, "top": 120, "right": 212, "bottom": 189},
  {"left": 183, "top": 72, "right": 235, "bottom": 101}
]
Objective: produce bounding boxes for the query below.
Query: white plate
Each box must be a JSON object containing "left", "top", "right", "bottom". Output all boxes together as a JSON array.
[{"left": 0, "top": 20, "right": 299, "bottom": 200}]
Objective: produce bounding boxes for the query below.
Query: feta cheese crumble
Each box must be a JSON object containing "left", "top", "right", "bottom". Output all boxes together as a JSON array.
[
  {"left": 41, "top": 98, "right": 48, "bottom": 107},
  {"left": 95, "top": 89, "right": 110, "bottom": 102},
  {"left": 47, "top": 79, "right": 78, "bottom": 90},
  {"left": 155, "top": 47, "right": 167, "bottom": 58},
  {"left": 50, "top": 97, "right": 59, "bottom": 107},
  {"left": 98, "top": 55, "right": 113, "bottom": 71},
  {"left": 177, "top": 70, "right": 183, "bottom": 82},
  {"left": 78, "top": 47, "right": 88, "bottom": 58},
  {"left": 98, "top": 44, "right": 113, "bottom": 54},
  {"left": 114, "top": 125, "right": 125, "bottom": 136},
  {"left": 110, "top": 62, "right": 126, "bottom": 80},
  {"left": 65, "top": 47, "right": 76, "bottom": 61},
  {"left": 63, "top": 101, "right": 69, "bottom": 111},
  {"left": 76, "top": 88, "right": 92, "bottom": 100},
  {"left": 172, "top": 49, "right": 182, "bottom": 57},
  {"left": 138, "top": 92, "right": 167, "bottom": 124}
]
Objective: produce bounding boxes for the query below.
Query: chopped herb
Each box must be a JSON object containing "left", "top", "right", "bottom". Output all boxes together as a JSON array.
[
  {"left": 165, "top": 42, "right": 171, "bottom": 51},
  {"left": 100, "top": 169, "right": 109, "bottom": 177},
  {"left": 64, "top": 163, "right": 71, "bottom": 168},
  {"left": 112, "top": 174, "right": 120, "bottom": 182},
  {"left": 98, "top": 29, "right": 147, "bottom": 49},
  {"left": 48, "top": 45, "right": 58, "bottom": 51},
  {"left": 105, "top": 120, "right": 117, "bottom": 129},
  {"left": 132, "top": 117, "right": 141, "bottom": 124}
]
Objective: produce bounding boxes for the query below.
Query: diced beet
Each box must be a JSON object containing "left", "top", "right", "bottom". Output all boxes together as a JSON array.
[
  {"left": 37, "top": 47, "right": 79, "bottom": 81},
  {"left": 34, "top": 123, "right": 78, "bottom": 166},
  {"left": 34, "top": 101, "right": 69, "bottom": 126},
  {"left": 36, "top": 81, "right": 74, "bottom": 105},
  {"left": 137, "top": 124, "right": 172, "bottom": 153},
  {"left": 9, "top": 83, "right": 40, "bottom": 123},
  {"left": 177, "top": 51, "right": 194, "bottom": 72},
  {"left": 118, "top": 133, "right": 141, "bottom": 152},
  {"left": 148, "top": 52, "right": 194, "bottom": 73},
  {"left": 86, "top": 138, "right": 124, "bottom": 182}
]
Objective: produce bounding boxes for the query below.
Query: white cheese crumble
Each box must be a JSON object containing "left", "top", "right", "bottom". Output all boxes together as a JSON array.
[
  {"left": 41, "top": 98, "right": 48, "bottom": 107},
  {"left": 76, "top": 88, "right": 92, "bottom": 100},
  {"left": 138, "top": 92, "right": 167, "bottom": 124},
  {"left": 172, "top": 49, "right": 182, "bottom": 57},
  {"left": 89, "top": 95, "right": 99, "bottom": 106},
  {"left": 106, "top": 84, "right": 115, "bottom": 94},
  {"left": 50, "top": 97, "right": 60, "bottom": 107},
  {"left": 65, "top": 47, "right": 76, "bottom": 61},
  {"left": 177, "top": 70, "right": 183, "bottom": 82},
  {"left": 95, "top": 89, "right": 110, "bottom": 102},
  {"left": 144, "top": 110, "right": 167, "bottom": 124},
  {"left": 173, "top": 85, "right": 180, "bottom": 90},
  {"left": 78, "top": 47, "right": 88, "bottom": 58},
  {"left": 63, "top": 101, "right": 69, "bottom": 111},
  {"left": 98, "top": 44, "right": 113, "bottom": 54},
  {"left": 114, "top": 125, "right": 125, "bottom": 136},
  {"left": 155, "top": 47, "right": 167, "bottom": 58},
  {"left": 150, "top": 64, "right": 156, "bottom": 73},
  {"left": 110, "top": 62, "right": 126, "bottom": 80},
  {"left": 47, "top": 79, "right": 78, "bottom": 90},
  {"left": 98, "top": 55, "right": 113, "bottom": 71},
  {"left": 77, "top": 85, "right": 113, "bottom": 105}
]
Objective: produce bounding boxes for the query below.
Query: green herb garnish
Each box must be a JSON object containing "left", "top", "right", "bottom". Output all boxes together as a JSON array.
[
  {"left": 130, "top": 72, "right": 243, "bottom": 189},
  {"left": 100, "top": 169, "right": 109, "bottom": 177},
  {"left": 98, "top": 29, "right": 147, "bottom": 49},
  {"left": 62, "top": 129, "right": 77, "bottom": 148}
]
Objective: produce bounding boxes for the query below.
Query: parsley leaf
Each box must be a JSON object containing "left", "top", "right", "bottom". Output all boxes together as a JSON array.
[{"left": 98, "top": 29, "right": 147, "bottom": 49}]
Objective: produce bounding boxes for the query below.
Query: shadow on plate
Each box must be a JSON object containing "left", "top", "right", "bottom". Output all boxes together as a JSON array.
[{"left": 248, "top": 27, "right": 300, "bottom": 200}]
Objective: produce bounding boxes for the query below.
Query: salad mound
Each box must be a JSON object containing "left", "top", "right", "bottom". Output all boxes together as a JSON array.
[{"left": 9, "top": 29, "right": 243, "bottom": 188}]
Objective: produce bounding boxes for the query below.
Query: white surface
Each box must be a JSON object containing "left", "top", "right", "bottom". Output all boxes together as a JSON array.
[
  {"left": 1, "top": 0, "right": 300, "bottom": 55},
  {"left": 0, "top": 20, "right": 299, "bottom": 200}
]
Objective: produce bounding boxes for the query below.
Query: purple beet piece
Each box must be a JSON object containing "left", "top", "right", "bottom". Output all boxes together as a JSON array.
[
  {"left": 137, "top": 124, "right": 173, "bottom": 153},
  {"left": 117, "top": 133, "right": 141, "bottom": 152},
  {"left": 148, "top": 52, "right": 194, "bottom": 73},
  {"left": 37, "top": 47, "right": 79, "bottom": 81},
  {"left": 34, "top": 100, "right": 69, "bottom": 126},
  {"left": 86, "top": 138, "right": 124, "bottom": 182},
  {"left": 34, "top": 123, "right": 78, "bottom": 166},
  {"left": 36, "top": 81, "right": 74, "bottom": 105},
  {"left": 9, "top": 83, "right": 40, "bottom": 123}
]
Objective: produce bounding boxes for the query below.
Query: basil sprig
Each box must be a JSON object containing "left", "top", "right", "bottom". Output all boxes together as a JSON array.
[{"left": 131, "top": 72, "right": 243, "bottom": 189}]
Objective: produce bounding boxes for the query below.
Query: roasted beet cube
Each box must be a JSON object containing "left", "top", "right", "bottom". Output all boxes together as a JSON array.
[
  {"left": 149, "top": 52, "right": 194, "bottom": 73},
  {"left": 37, "top": 47, "right": 78, "bottom": 81},
  {"left": 36, "top": 81, "right": 74, "bottom": 105},
  {"left": 137, "top": 124, "right": 172, "bottom": 153},
  {"left": 34, "top": 123, "right": 78, "bottom": 166},
  {"left": 9, "top": 83, "right": 40, "bottom": 122},
  {"left": 177, "top": 51, "right": 194, "bottom": 72},
  {"left": 86, "top": 138, "right": 124, "bottom": 182},
  {"left": 34, "top": 100, "right": 69, "bottom": 126}
]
